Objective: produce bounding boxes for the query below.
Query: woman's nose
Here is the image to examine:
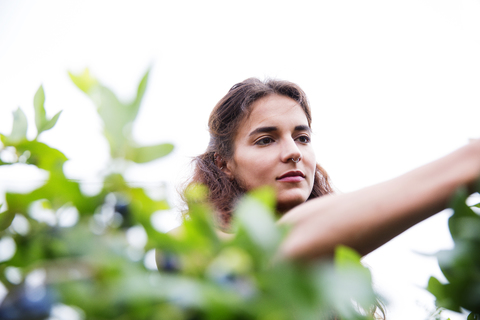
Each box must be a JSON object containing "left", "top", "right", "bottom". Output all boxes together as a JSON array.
[{"left": 281, "top": 138, "right": 302, "bottom": 163}]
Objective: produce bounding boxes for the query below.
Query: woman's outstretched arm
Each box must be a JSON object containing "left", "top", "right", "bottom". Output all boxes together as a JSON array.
[{"left": 278, "top": 140, "right": 480, "bottom": 260}]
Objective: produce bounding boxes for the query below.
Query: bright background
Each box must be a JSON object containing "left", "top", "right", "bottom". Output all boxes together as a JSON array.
[{"left": 1, "top": 1, "right": 480, "bottom": 319}]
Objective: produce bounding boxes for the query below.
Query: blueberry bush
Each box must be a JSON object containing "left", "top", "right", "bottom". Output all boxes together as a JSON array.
[{"left": 0, "top": 69, "right": 477, "bottom": 319}]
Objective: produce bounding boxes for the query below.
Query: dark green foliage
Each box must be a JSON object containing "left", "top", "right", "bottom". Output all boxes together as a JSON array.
[{"left": 427, "top": 187, "right": 480, "bottom": 318}]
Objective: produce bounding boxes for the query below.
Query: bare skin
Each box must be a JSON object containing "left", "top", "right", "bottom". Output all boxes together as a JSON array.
[{"left": 278, "top": 139, "right": 480, "bottom": 260}]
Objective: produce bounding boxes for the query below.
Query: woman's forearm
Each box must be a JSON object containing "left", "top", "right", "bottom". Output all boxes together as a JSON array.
[{"left": 278, "top": 140, "right": 480, "bottom": 260}]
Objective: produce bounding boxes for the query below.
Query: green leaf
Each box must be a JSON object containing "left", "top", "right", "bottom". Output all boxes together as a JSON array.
[
  {"left": 69, "top": 68, "right": 99, "bottom": 94},
  {"left": 448, "top": 217, "right": 480, "bottom": 242},
  {"left": 427, "top": 276, "right": 461, "bottom": 312},
  {"left": 332, "top": 245, "right": 376, "bottom": 314},
  {"left": 9, "top": 107, "right": 28, "bottom": 143},
  {"left": 39, "top": 110, "right": 62, "bottom": 133},
  {"left": 184, "top": 183, "right": 209, "bottom": 203},
  {"left": 125, "top": 143, "right": 174, "bottom": 163},
  {"left": 448, "top": 187, "right": 478, "bottom": 241},
  {"left": 449, "top": 187, "right": 476, "bottom": 218},
  {"left": 33, "top": 85, "right": 62, "bottom": 136},
  {"left": 88, "top": 85, "right": 129, "bottom": 157},
  {"left": 69, "top": 68, "right": 154, "bottom": 159},
  {"left": 335, "top": 245, "right": 363, "bottom": 268},
  {"left": 468, "top": 313, "right": 480, "bottom": 320},
  {"left": 15, "top": 140, "right": 67, "bottom": 173},
  {"left": 248, "top": 186, "right": 276, "bottom": 211},
  {"left": 33, "top": 85, "right": 46, "bottom": 133},
  {"left": 130, "top": 187, "right": 170, "bottom": 226},
  {"left": 234, "top": 193, "right": 281, "bottom": 255},
  {"left": 0, "top": 210, "right": 15, "bottom": 231},
  {"left": 127, "top": 69, "right": 150, "bottom": 122}
]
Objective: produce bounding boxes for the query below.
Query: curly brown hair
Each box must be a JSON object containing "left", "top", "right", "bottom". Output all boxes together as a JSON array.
[{"left": 183, "top": 78, "right": 334, "bottom": 228}]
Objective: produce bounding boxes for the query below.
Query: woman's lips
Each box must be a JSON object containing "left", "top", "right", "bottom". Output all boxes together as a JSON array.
[{"left": 277, "top": 170, "right": 305, "bottom": 182}]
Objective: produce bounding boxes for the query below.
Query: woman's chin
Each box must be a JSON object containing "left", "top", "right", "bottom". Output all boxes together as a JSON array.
[{"left": 275, "top": 192, "right": 309, "bottom": 214}]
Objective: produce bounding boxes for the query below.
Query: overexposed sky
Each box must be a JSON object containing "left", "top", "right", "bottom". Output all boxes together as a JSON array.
[{"left": 1, "top": 1, "right": 480, "bottom": 319}]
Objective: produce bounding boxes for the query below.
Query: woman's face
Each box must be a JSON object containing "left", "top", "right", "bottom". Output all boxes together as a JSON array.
[{"left": 223, "top": 94, "right": 316, "bottom": 213}]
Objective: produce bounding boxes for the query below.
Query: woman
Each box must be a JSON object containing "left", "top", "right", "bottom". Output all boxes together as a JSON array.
[{"left": 182, "top": 77, "right": 480, "bottom": 261}]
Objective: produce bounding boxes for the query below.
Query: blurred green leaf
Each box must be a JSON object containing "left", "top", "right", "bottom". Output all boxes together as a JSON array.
[
  {"left": 8, "top": 107, "right": 28, "bottom": 143},
  {"left": 333, "top": 246, "right": 376, "bottom": 317},
  {"left": 234, "top": 191, "right": 281, "bottom": 256},
  {"left": 70, "top": 68, "right": 153, "bottom": 160},
  {"left": 468, "top": 312, "right": 480, "bottom": 320},
  {"left": 130, "top": 187, "right": 169, "bottom": 226},
  {"left": 33, "top": 85, "right": 46, "bottom": 131},
  {"left": 0, "top": 210, "right": 15, "bottom": 231},
  {"left": 448, "top": 187, "right": 479, "bottom": 241},
  {"left": 38, "top": 110, "right": 62, "bottom": 135},
  {"left": 248, "top": 186, "right": 276, "bottom": 211},
  {"left": 14, "top": 140, "right": 67, "bottom": 174},
  {"left": 428, "top": 186, "right": 480, "bottom": 315},
  {"left": 4, "top": 142, "right": 100, "bottom": 216},
  {"left": 128, "top": 69, "right": 149, "bottom": 123},
  {"left": 68, "top": 68, "right": 98, "bottom": 94},
  {"left": 335, "top": 245, "right": 363, "bottom": 268},
  {"left": 88, "top": 85, "right": 128, "bottom": 157},
  {"left": 126, "top": 143, "right": 174, "bottom": 163},
  {"left": 184, "top": 183, "right": 209, "bottom": 203},
  {"left": 427, "top": 277, "right": 461, "bottom": 312}
]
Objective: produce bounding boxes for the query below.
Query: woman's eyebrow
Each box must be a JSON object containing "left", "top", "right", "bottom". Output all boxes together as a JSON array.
[
  {"left": 294, "top": 125, "right": 311, "bottom": 132},
  {"left": 248, "top": 125, "right": 311, "bottom": 137},
  {"left": 248, "top": 126, "right": 277, "bottom": 137}
]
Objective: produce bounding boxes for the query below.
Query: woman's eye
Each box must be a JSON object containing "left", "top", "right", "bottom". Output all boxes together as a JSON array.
[
  {"left": 255, "top": 137, "right": 274, "bottom": 146},
  {"left": 297, "top": 135, "right": 311, "bottom": 144}
]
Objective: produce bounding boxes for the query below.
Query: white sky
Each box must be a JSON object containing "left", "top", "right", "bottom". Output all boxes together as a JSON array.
[{"left": 1, "top": 1, "right": 480, "bottom": 319}]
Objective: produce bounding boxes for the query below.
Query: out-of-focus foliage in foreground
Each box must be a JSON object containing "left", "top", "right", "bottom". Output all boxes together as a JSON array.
[
  {"left": 427, "top": 186, "right": 480, "bottom": 319},
  {"left": 0, "top": 70, "right": 380, "bottom": 320},
  {"left": 0, "top": 69, "right": 477, "bottom": 320}
]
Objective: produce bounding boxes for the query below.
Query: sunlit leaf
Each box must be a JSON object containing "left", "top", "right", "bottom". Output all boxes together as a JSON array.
[
  {"left": 68, "top": 68, "right": 98, "bottom": 94},
  {"left": 333, "top": 246, "right": 376, "bottom": 315},
  {"left": 8, "top": 107, "right": 28, "bottom": 143},
  {"left": 33, "top": 85, "right": 46, "bottom": 133},
  {"left": 125, "top": 143, "right": 174, "bottom": 163},
  {"left": 184, "top": 183, "right": 209, "bottom": 203},
  {"left": 128, "top": 69, "right": 150, "bottom": 122},
  {"left": 234, "top": 193, "right": 281, "bottom": 254},
  {"left": 129, "top": 187, "right": 169, "bottom": 225},
  {"left": 39, "top": 110, "right": 62, "bottom": 134},
  {"left": 335, "top": 245, "right": 366, "bottom": 272},
  {"left": 14, "top": 140, "right": 67, "bottom": 173},
  {"left": 248, "top": 186, "right": 276, "bottom": 211},
  {"left": 89, "top": 85, "right": 129, "bottom": 157},
  {"left": 32, "top": 84, "right": 61, "bottom": 137}
]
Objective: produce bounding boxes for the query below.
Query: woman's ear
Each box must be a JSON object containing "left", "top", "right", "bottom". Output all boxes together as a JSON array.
[
  {"left": 214, "top": 152, "right": 225, "bottom": 170},
  {"left": 223, "top": 162, "right": 234, "bottom": 180},
  {"left": 214, "top": 153, "right": 234, "bottom": 180}
]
